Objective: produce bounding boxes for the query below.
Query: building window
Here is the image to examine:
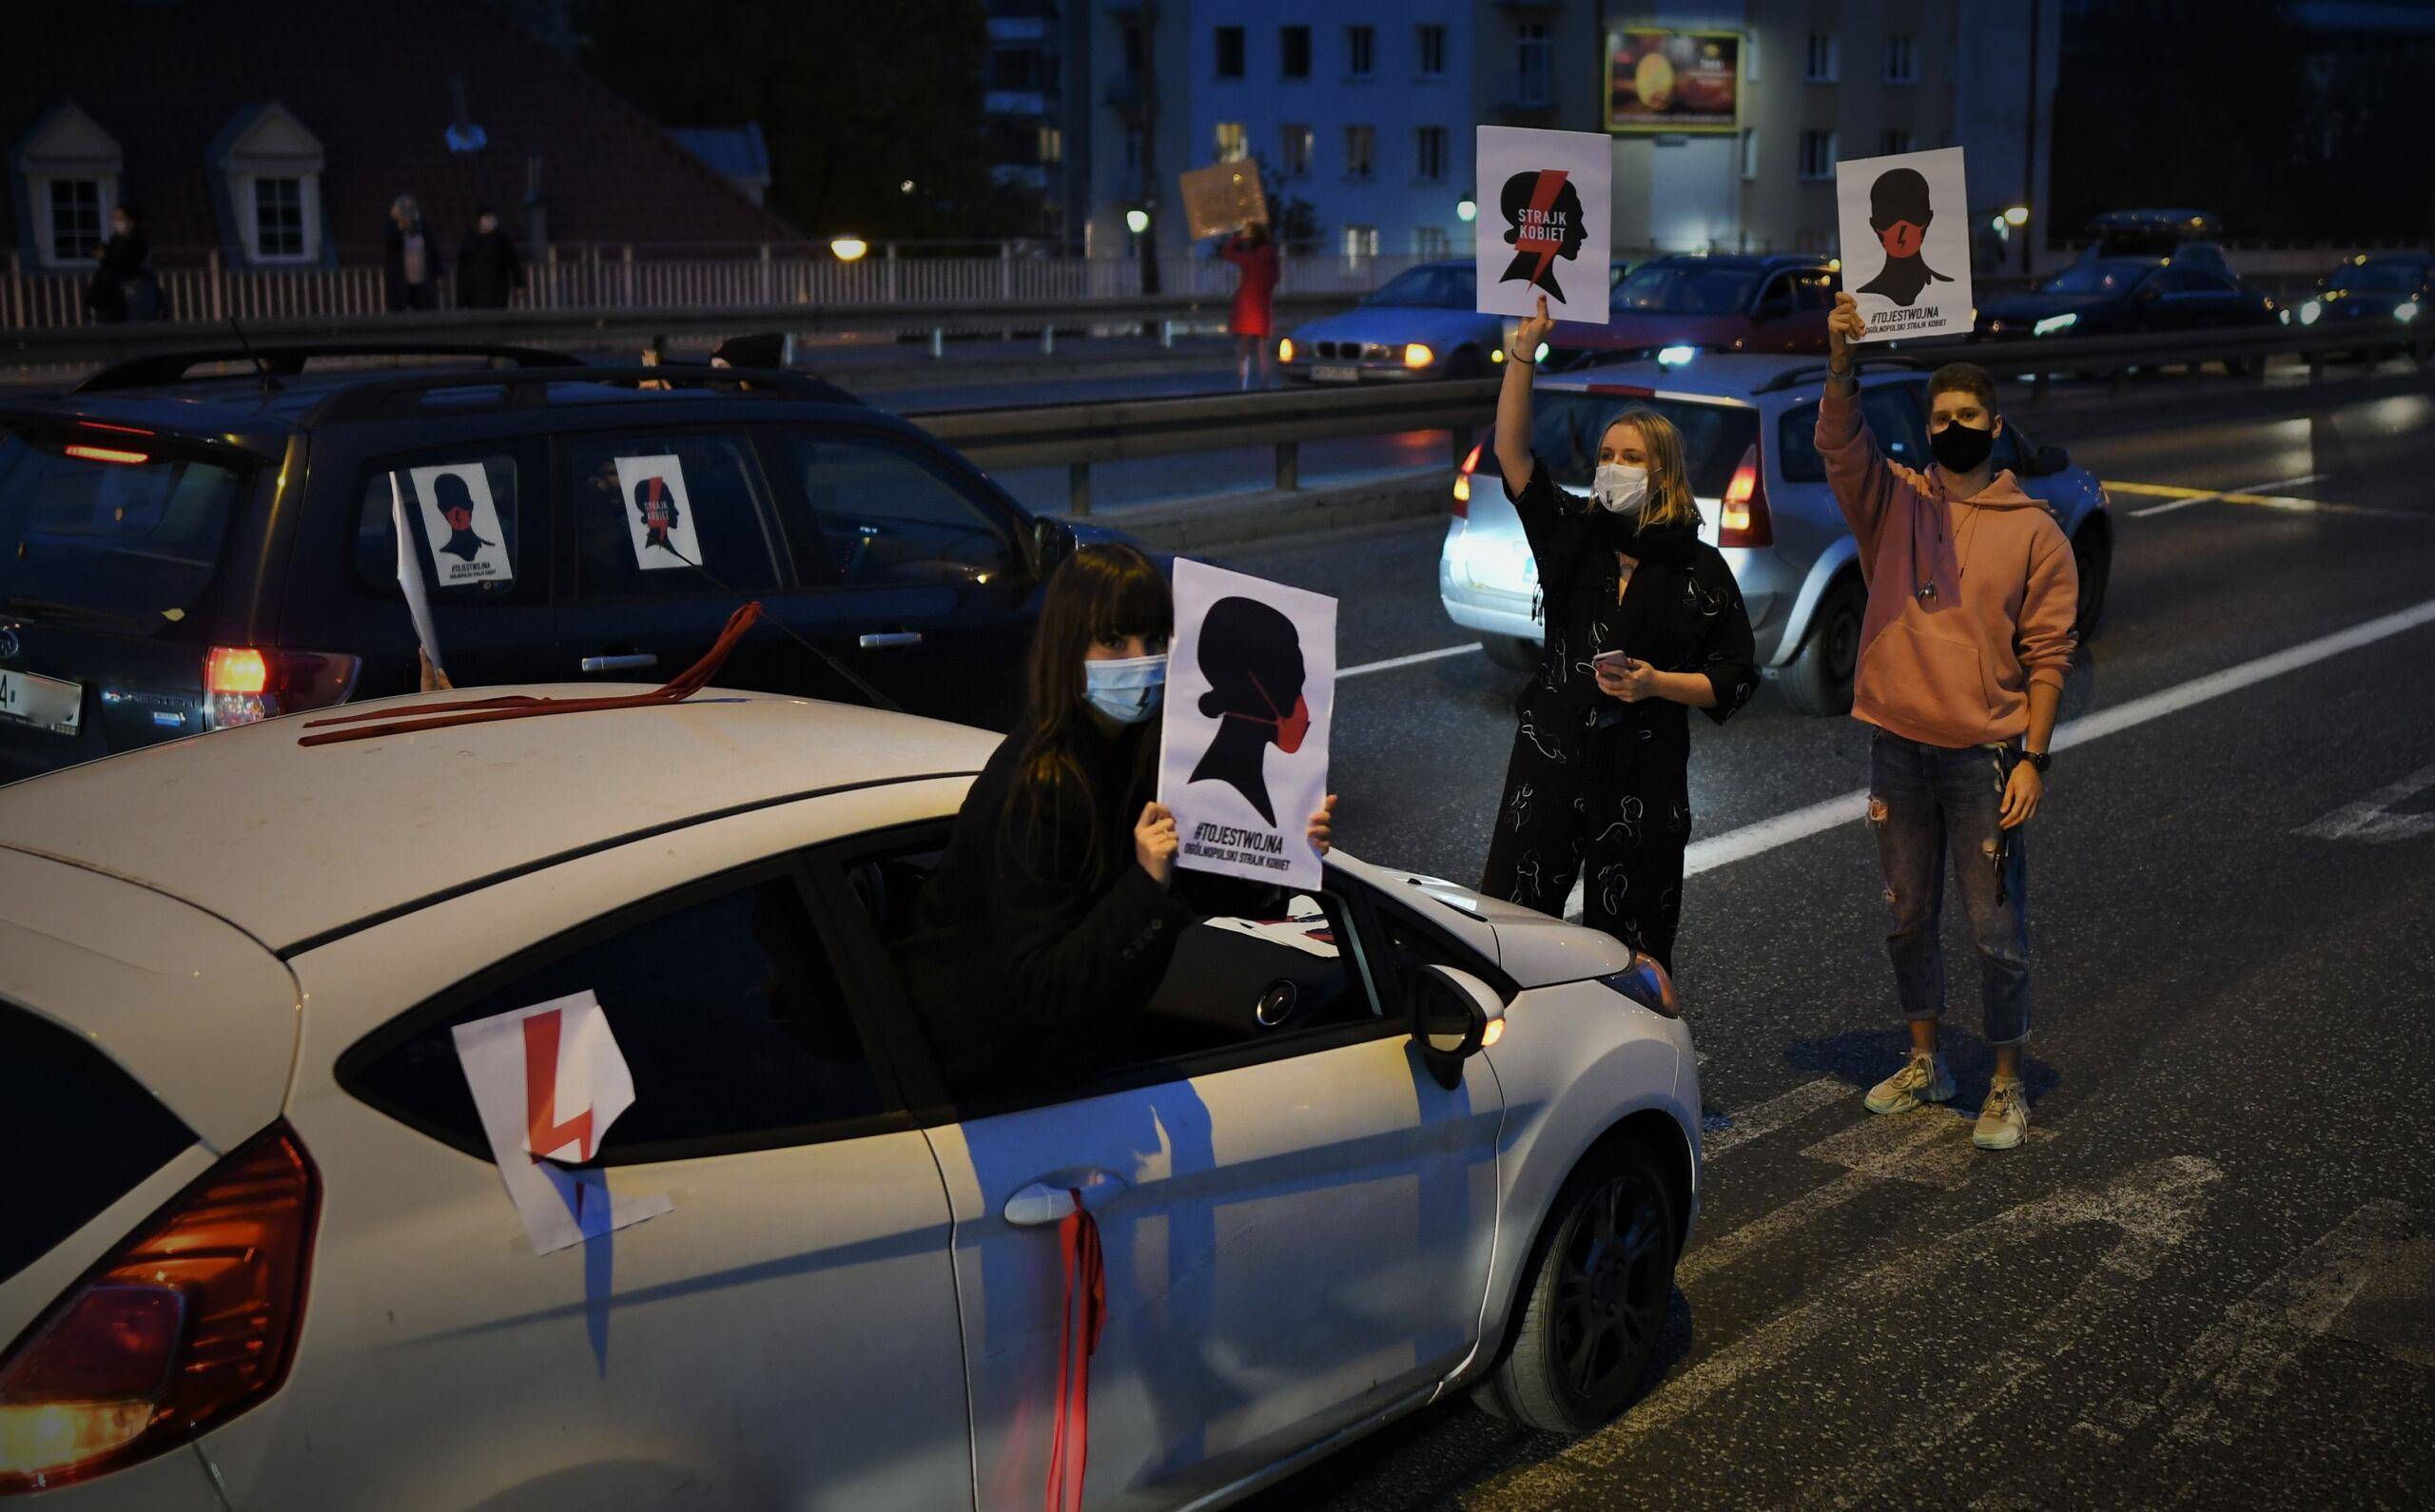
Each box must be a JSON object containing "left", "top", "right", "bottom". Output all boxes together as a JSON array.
[
  {"left": 1516, "top": 23, "right": 1551, "bottom": 104},
  {"left": 1413, "top": 225, "right": 1450, "bottom": 258},
  {"left": 1347, "top": 25, "right": 1374, "bottom": 78},
  {"left": 1214, "top": 122, "right": 1247, "bottom": 162},
  {"left": 252, "top": 177, "right": 306, "bottom": 260},
  {"left": 1345, "top": 125, "right": 1375, "bottom": 179},
  {"left": 1216, "top": 26, "right": 1244, "bottom": 79},
  {"left": 1415, "top": 126, "right": 1447, "bottom": 182},
  {"left": 1282, "top": 25, "right": 1312, "bottom": 79},
  {"left": 1880, "top": 128, "right": 1916, "bottom": 157},
  {"left": 1419, "top": 25, "right": 1448, "bottom": 78},
  {"left": 1804, "top": 32, "right": 1839, "bottom": 83},
  {"left": 1799, "top": 128, "right": 1837, "bottom": 180},
  {"left": 1040, "top": 125, "right": 1063, "bottom": 165},
  {"left": 46, "top": 178, "right": 105, "bottom": 262},
  {"left": 1280, "top": 123, "right": 1314, "bottom": 175},
  {"left": 1343, "top": 224, "right": 1379, "bottom": 261},
  {"left": 1741, "top": 126, "right": 1759, "bottom": 181},
  {"left": 1884, "top": 34, "right": 1917, "bottom": 84}
]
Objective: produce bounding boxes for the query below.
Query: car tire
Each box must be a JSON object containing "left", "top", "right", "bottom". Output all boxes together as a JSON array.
[
  {"left": 1480, "top": 1139, "right": 1680, "bottom": 1435},
  {"left": 1779, "top": 576, "right": 1865, "bottom": 717},
  {"left": 1480, "top": 635, "right": 1539, "bottom": 672},
  {"left": 2074, "top": 520, "right": 2113, "bottom": 640}
]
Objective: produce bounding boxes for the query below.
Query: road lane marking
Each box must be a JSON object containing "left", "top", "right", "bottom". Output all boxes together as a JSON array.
[
  {"left": 1700, "top": 1076, "right": 1848, "bottom": 1159},
  {"left": 2293, "top": 761, "right": 2435, "bottom": 843},
  {"left": 2111, "top": 472, "right": 2327, "bottom": 517},
  {"left": 1681, "top": 593, "right": 2435, "bottom": 878},
  {"left": 1677, "top": 1112, "right": 1982, "bottom": 1289},
  {"left": 1337, "top": 642, "right": 1482, "bottom": 679}
]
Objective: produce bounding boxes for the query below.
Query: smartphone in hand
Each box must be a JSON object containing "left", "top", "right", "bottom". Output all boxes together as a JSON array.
[{"left": 1592, "top": 649, "right": 1634, "bottom": 671}]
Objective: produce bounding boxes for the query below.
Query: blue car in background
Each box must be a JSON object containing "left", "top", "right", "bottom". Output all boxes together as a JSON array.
[
  {"left": 1974, "top": 257, "right": 2281, "bottom": 372},
  {"left": 1279, "top": 260, "right": 1628, "bottom": 384},
  {"left": 2298, "top": 252, "right": 2433, "bottom": 359}
]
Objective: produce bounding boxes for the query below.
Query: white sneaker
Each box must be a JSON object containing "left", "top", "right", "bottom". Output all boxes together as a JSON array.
[
  {"left": 1864, "top": 1051, "right": 1956, "bottom": 1115},
  {"left": 1974, "top": 1077, "right": 2030, "bottom": 1150}
]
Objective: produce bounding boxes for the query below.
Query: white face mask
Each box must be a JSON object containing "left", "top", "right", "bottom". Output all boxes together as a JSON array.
[{"left": 1592, "top": 463, "right": 1649, "bottom": 514}]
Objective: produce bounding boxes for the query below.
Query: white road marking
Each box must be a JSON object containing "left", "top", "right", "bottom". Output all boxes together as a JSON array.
[
  {"left": 2293, "top": 761, "right": 2435, "bottom": 843},
  {"left": 2124, "top": 472, "right": 2327, "bottom": 518},
  {"left": 1700, "top": 1076, "right": 1849, "bottom": 1159},
  {"left": 1337, "top": 642, "right": 1482, "bottom": 679},
  {"left": 1681, "top": 594, "right": 2435, "bottom": 878}
]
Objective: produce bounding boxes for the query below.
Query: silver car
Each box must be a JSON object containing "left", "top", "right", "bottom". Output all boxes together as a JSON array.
[{"left": 1440, "top": 354, "right": 2114, "bottom": 714}]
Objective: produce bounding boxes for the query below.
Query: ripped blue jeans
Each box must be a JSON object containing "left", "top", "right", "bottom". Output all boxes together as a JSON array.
[{"left": 1867, "top": 729, "right": 2032, "bottom": 1047}]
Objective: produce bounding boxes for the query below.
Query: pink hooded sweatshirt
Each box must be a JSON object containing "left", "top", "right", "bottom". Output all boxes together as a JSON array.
[{"left": 1815, "top": 387, "right": 2078, "bottom": 748}]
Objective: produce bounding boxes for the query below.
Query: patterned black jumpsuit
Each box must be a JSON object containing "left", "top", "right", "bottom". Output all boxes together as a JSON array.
[{"left": 1478, "top": 456, "right": 1759, "bottom": 970}]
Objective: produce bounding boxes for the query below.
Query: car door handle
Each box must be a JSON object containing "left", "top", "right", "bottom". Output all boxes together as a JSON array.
[
  {"left": 858, "top": 631, "right": 923, "bottom": 649},
  {"left": 1003, "top": 1172, "right": 1126, "bottom": 1228},
  {"left": 579, "top": 652, "right": 659, "bottom": 673}
]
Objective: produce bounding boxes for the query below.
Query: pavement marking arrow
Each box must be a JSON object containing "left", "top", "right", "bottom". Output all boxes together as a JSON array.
[{"left": 2293, "top": 761, "right": 2435, "bottom": 843}]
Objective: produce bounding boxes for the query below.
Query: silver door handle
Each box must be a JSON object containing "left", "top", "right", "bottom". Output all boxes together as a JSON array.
[
  {"left": 579, "top": 652, "right": 659, "bottom": 673},
  {"left": 858, "top": 631, "right": 923, "bottom": 649},
  {"left": 1003, "top": 1173, "right": 1126, "bottom": 1228}
]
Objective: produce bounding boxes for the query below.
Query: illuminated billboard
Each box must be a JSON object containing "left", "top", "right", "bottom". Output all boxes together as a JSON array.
[{"left": 1606, "top": 29, "right": 1743, "bottom": 135}]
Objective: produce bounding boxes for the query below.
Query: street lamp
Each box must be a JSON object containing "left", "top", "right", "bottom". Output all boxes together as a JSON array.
[
  {"left": 1125, "top": 207, "right": 1151, "bottom": 236},
  {"left": 1456, "top": 198, "right": 1477, "bottom": 223},
  {"left": 2003, "top": 205, "right": 2031, "bottom": 228},
  {"left": 829, "top": 236, "right": 869, "bottom": 262}
]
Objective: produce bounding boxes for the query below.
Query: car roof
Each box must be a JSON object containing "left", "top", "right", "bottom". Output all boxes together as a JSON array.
[
  {"left": 0, "top": 687, "right": 1000, "bottom": 956},
  {"left": 1534, "top": 352, "right": 1917, "bottom": 403}
]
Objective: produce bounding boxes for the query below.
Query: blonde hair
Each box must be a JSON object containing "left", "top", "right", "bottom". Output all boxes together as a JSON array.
[{"left": 1602, "top": 407, "right": 1701, "bottom": 531}]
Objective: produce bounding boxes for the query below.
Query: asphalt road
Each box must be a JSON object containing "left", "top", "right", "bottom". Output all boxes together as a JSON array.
[{"left": 1209, "top": 382, "right": 2435, "bottom": 1507}]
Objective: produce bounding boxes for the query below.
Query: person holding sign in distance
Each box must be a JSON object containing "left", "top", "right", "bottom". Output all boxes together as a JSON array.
[{"left": 1478, "top": 296, "right": 1758, "bottom": 973}]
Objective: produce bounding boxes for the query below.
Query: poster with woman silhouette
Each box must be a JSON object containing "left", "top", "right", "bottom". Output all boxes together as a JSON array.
[
  {"left": 1159, "top": 560, "right": 1336, "bottom": 889},
  {"left": 1474, "top": 126, "right": 1611, "bottom": 324},
  {"left": 610, "top": 454, "right": 704, "bottom": 571},
  {"left": 407, "top": 462, "right": 512, "bottom": 585},
  {"left": 1836, "top": 145, "right": 1974, "bottom": 341}
]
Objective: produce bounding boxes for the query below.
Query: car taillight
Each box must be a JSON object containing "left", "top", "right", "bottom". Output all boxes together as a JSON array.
[
  {"left": 203, "top": 647, "right": 362, "bottom": 730},
  {"left": 1718, "top": 442, "right": 1773, "bottom": 548},
  {"left": 1599, "top": 952, "right": 1679, "bottom": 1019},
  {"left": 1452, "top": 441, "right": 1483, "bottom": 516},
  {"left": 0, "top": 1126, "right": 318, "bottom": 1493}
]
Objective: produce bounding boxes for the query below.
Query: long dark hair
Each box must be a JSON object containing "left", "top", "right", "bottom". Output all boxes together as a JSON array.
[{"left": 1001, "top": 542, "right": 1173, "bottom": 883}]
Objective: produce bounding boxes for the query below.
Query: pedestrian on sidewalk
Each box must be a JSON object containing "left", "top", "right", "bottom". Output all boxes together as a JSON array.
[
  {"left": 83, "top": 205, "right": 152, "bottom": 323},
  {"left": 455, "top": 207, "right": 524, "bottom": 311},
  {"left": 1477, "top": 295, "right": 1758, "bottom": 975},
  {"left": 1219, "top": 220, "right": 1280, "bottom": 390},
  {"left": 384, "top": 194, "right": 443, "bottom": 313},
  {"left": 1817, "top": 289, "right": 2077, "bottom": 1152}
]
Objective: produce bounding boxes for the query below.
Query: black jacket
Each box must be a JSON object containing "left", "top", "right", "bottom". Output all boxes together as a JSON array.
[
  {"left": 455, "top": 227, "right": 524, "bottom": 309},
  {"left": 382, "top": 221, "right": 444, "bottom": 305},
  {"left": 83, "top": 231, "right": 148, "bottom": 321}
]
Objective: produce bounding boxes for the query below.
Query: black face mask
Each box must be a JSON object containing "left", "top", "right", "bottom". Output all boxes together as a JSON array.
[{"left": 1930, "top": 418, "right": 1996, "bottom": 474}]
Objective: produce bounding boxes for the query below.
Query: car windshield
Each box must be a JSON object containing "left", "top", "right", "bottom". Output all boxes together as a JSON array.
[
  {"left": 2326, "top": 263, "right": 2421, "bottom": 294},
  {"left": 1362, "top": 266, "right": 1476, "bottom": 309},
  {"left": 2042, "top": 260, "right": 2154, "bottom": 296},
  {"left": 1530, "top": 392, "right": 1759, "bottom": 495},
  {"left": 0, "top": 431, "right": 251, "bottom": 638},
  {"left": 1612, "top": 264, "right": 1760, "bottom": 315}
]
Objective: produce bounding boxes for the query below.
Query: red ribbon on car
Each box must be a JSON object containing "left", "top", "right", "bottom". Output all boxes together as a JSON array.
[{"left": 1044, "top": 1190, "right": 1106, "bottom": 1512}]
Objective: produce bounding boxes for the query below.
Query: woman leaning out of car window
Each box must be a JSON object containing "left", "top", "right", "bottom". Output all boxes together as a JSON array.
[
  {"left": 900, "top": 543, "right": 1334, "bottom": 1098},
  {"left": 1480, "top": 296, "right": 1758, "bottom": 974}
]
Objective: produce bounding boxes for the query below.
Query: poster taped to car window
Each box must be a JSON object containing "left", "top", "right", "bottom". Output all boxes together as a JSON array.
[
  {"left": 1159, "top": 559, "right": 1334, "bottom": 890},
  {"left": 452, "top": 989, "right": 672, "bottom": 1256},
  {"left": 1475, "top": 126, "right": 1612, "bottom": 324},
  {"left": 408, "top": 462, "right": 512, "bottom": 585},
  {"left": 1836, "top": 145, "right": 1973, "bottom": 342},
  {"left": 612, "top": 454, "right": 703, "bottom": 571}
]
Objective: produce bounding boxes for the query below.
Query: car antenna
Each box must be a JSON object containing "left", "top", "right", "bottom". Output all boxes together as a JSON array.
[{"left": 227, "top": 318, "right": 282, "bottom": 393}]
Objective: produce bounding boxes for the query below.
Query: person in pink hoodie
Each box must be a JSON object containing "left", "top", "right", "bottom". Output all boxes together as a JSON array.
[{"left": 1817, "top": 290, "right": 2077, "bottom": 1152}]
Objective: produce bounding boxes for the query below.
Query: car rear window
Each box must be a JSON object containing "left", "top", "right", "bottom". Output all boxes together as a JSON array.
[
  {"left": 1613, "top": 263, "right": 1760, "bottom": 314},
  {"left": 0, "top": 429, "right": 252, "bottom": 639},
  {"left": 1531, "top": 392, "right": 1759, "bottom": 496},
  {"left": 1, "top": 1001, "right": 195, "bottom": 1284}
]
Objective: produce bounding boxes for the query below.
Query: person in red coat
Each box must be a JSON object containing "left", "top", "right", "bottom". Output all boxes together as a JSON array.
[{"left": 1218, "top": 221, "right": 1281, "bottom": 389}]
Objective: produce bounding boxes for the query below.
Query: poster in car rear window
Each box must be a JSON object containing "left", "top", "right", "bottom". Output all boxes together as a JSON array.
[
  {"left": 1475, "top": 126, "right": 1612, "bottom": 324},
  {"left": 1159, "top": 560, "right": 1335, "bottom": 890},
  {"left": 611, "top": 454, "right": 704, "bottom": 571},
  {"left": 1837, "top": 145, "right": 1974, "bottom": 341},
  {"left": 408, "top": 462, "right": 513, "bottom": 585}
]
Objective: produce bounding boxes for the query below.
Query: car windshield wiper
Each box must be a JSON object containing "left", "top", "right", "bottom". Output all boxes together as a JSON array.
[{"left": 0, "top": 594, "right": 157, "bottom": 634}]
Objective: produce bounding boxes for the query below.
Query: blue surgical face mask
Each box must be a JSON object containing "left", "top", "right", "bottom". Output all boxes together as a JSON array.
[{"left": 1082, "top": 651, "right": 1167, "bottom": 725}]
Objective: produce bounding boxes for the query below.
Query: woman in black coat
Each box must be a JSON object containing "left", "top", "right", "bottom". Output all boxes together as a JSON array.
[
  {"left": 1479, "top": 297, "right": 1759, "bottom": 972},
  {"left": 83, "top": 206, "right": 149, "bottom": 323}
]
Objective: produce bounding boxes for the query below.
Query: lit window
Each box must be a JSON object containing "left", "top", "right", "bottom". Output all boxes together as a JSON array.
[
  {"left": 1040, "top": 125, "right": 1063, "bottom": 165},
  {"left": 1343, "top": 224, "right": 1379, "bottom": 261},
  {"left": 1280, "top": 124, "right": 1314, "bottom": 175},
  {"left": 1741, "top": 127, "right": 1759, "bottom": 182},
  {"left": 1214, "top": 122, "right": 1247, "bottom": 162}
]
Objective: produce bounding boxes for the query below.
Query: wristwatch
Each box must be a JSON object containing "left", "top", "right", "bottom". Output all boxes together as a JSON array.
[{"left": 2019, "top": 747, "right": 2051, "bottom": 773}]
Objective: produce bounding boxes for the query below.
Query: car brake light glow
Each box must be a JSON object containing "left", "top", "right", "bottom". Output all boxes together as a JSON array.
[
  {"left": 205, "top": 646, "right": 270, "bottom": 696},
  {"left": 1718, "top": 442, "right": 1773, "bottom": 548},
  {"left": 61, "top": 444, "right": 148, "bottom": 465},
  {"left": 0, "top": 1126, "right": 318, "bottom": 1493},
  {"left": 77, "top": 420, "right": 155, "bottom": 436},
  {"left": 1452, "top": 441, "right": 1483, "bottom": 514},
  {"left": 1403, "top": 343, "right": 1435, "bottom": 369}
]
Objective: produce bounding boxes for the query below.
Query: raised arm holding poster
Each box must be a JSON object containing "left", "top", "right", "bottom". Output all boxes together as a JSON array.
[
  {"left": 1475, "top": 126, "right": 1612, "bottom": 325},
  {"left": 1159, "top": 560, "right": 1335, "bottom": 890},
  {"left": 1836, "top": 145, "right": 1974, "bottom": 342}
]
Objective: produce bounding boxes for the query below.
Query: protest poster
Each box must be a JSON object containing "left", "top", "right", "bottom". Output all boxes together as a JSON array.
[
  {"left": 1159, "top": 560, "right": 1334, "bottom": 890},
  {"left": 612, "top": 454, "right": 703, "bottom": 571},
  {"left": 1475, "top": 126, "right": 1612, "bottom": 324},
  {"left": 407, "top": 462, "right": 513, "bottom": 586},
  {"left": 1836, "top": 145, "right": 1974, "bottom": 342},
  {"left": 1180, "top": 160, "right": 1270, "bottom": 240}
]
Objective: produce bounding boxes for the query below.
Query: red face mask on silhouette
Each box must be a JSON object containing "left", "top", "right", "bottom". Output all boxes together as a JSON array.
[
  {"left": 444, "top": 506, "right": 475, "bottom": 532},
  {"left": 1878, "top": 220, "right": 1926, "bottom": 259},
  {"left": 1245, "top": 672, "right": 1312, "bottom": 754}
]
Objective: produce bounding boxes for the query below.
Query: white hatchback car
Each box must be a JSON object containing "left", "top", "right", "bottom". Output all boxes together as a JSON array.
[{"left": 0, "top": 687, "right": 1700, "bottom": 1509}]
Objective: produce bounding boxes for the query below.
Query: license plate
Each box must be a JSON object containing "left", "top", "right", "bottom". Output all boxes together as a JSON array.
[
  {"left": 1312, "top": 364, "right": 1360, "bottom": 383},
  {"left": 0, "top": 667, "right": 84, "bottom": 735}
]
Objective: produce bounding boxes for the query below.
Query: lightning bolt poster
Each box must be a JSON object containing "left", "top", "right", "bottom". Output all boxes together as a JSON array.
[
  {"left": 1475, "top": 126, "right": 1612, "bottom": 323},
  {"left": 1837, "top": 145, "right": 1974, "bottom": 342}
]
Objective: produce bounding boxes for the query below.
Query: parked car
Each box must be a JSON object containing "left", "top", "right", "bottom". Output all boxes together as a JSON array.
[
  {"left": 1440, "top": 353, "right": 2113, "bottom": 713},
  {"left": 1543, "top": 254, "right": 1839, "bottom": 370},
  {"left": 2298, "top": 252, "right": 2434, "bottom": 358},
  {"left": 1279, "top": 260, "right": 1627, "bottom": 384},
  {"left": 1974, "top": 258, "right": 2281, "bottom": 372},
  {"left": 0, "top": 681, "right": 1700, "bottom": 1505},
  {"left": 0, "top": 343, "right": 1118, "bottom": 785}
]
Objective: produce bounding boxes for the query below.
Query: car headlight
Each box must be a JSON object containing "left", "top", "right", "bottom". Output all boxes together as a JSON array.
[
  {"left": 2300, "top": 300, "right": 2322, "bottom": 325},
  {"left": 1404, "top": 342, "right": 1435, "bottom": 368},
  {"left": 2032, "top": 312, "right": 2077, "bottom": 338},
  {"left": 2399, "top": 300, "right": 2421, "bottom": 324},
  {"left": 1277, "top": 338, "right": 1295, "bottom": 362},
  {"left": 1599, "top": 952, "right": 1679, "bottom": 1019},
  {"left": 1658, "top": 344, "right": 1696, "bottom": 365},
  {"left": 1534, "top": 341, "right": 1550, "bottom": 364},
  {"left": 1490, "top": 346, "right": 1506, "bottom": 363}
]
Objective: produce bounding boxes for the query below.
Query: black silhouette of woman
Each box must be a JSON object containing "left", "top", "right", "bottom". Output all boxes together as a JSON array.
[
  {"left": 1857, "top": 166, "right": 1955, "bottom": 309},
  {"left": 428, "top": 472, "right": 493, "bottom": 561},
  {"left": 630, "top": 475, "right": 682, "bottom": 554},
  {"left": 1498, "top": 169, "right": 1588, "bottom": 303},
  {"left": 1188, "top": 596, "right": 1310, "bottom": 827}
]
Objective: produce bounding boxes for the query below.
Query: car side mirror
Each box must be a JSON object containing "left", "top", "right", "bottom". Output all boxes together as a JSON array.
[
  {"left": 1031, "top": 516, "right": 1075, "bottom": 578},
  {"left": 1413, "top": 963, "right": 1502, "bottom": 1088}
]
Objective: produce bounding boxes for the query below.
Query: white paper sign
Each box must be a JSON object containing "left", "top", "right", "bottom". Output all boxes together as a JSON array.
[
  {"left": 392, "top": 475, "right": 445, "bottom": 678},
  {"left": 611, "top": 454, "right": 702, "bottom": 572},
  {"left": 1159, "top": 561, "right": 1335, "bottom": 890},
  {"left": 1475, "top": 126, "right": 1612, "bottom": 324},
  {"left": 408, "top": 463, "right": 513, "bottom": 586},
  {"left": 452, "top": 990, "right": 672, "bottom": 1256},
  {"left": 1836, "top": 145, "right": 1974, "bottom": 342}
]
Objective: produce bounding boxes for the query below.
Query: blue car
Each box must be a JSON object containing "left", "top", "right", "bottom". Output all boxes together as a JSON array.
[
  {"left": 1974, "top": 256, "right": 2280, "bottom": 373},
  {"left": 2297, "top": 252, "right": 2433, "bottom": 357},
  {"left": 1279, "top": 260, "right": 1628, "bottom": 384}
]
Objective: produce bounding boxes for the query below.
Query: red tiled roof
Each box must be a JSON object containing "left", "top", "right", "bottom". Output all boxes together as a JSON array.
[{"left": 0, "top": 0, "right": 799, "bottom": 262}]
